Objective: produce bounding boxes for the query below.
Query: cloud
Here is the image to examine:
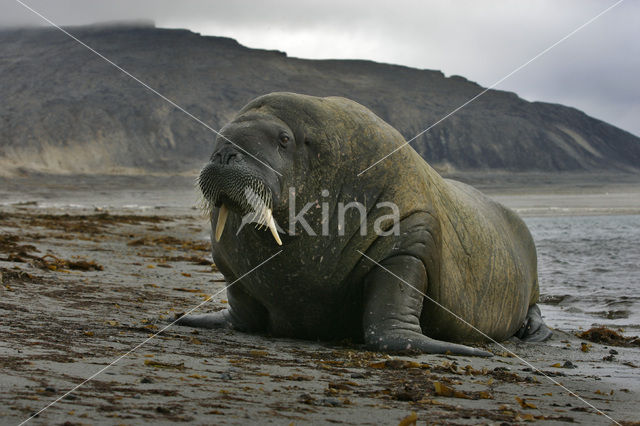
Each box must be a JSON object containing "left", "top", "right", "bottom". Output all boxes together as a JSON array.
[{"left": 4, "top": 0, "right": 639, "bottom": 136}]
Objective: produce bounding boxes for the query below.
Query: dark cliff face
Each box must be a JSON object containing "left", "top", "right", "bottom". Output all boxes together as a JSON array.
[{"left": 1, "top": 24, "right": 639, "bottom": 175}]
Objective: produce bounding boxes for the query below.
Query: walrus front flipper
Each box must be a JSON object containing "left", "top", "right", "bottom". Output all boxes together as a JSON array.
[
  {"left": 176, "top": 310, "right": 231, "bottom": 329},
  {"left": 363, "top": 255, "right": 492, "bottom": 357},
  {"left": 176, "top": 285, "right": 269, "bottom": 332},
  {"left": 515, "top": 304, "right": 553, "bottom": 342}
]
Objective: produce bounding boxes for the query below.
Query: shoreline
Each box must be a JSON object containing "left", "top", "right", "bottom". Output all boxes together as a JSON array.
[{"left": 2, "top": 171, "right": 640, "bottom": 218}]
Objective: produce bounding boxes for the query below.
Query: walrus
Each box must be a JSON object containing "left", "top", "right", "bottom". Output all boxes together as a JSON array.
[{"left": 177, "top": 92, "right": 552, "bottom": 356}]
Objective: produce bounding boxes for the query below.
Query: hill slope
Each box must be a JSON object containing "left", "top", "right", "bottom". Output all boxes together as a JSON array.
[{"left": 1, "top": 23, "right": 639, "bottom": 175}]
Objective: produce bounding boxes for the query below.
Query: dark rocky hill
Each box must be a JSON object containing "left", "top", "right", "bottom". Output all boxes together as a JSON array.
[{"left": 1, "top": 23, "right": 639, "bottom": 175}]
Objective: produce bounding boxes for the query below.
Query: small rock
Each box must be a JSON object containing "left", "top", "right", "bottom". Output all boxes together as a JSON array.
[
  {"left": 140, "top": 377, "right": 153, "bottom": 384},
  {"left": 44, "top": 387, "right": 56, "bottom": 393},
  {"left": 602, "top": 354, "right": 615, "bottom": 362},
  {"left": 298, "top": 393, "right": 315, "bottom": 405},
  {"left": 609, "top": 349, "right": 619, "bottom": 355},
  {"left": 562, "top": 360, "right": 577, "bottom": 369},
  {"left": 320, "top": 397, "right": 342, "bottom": 407},
  {"left": 156, "top": 406, "right": 171, "bottom": 414},
  {"left": 350, "top": 373, "right": 365, "bottom": 379}
]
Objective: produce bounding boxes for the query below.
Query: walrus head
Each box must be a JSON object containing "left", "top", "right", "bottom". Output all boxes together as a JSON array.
[
  {"left": 198, "top": 92, "right": 415, "bottom": 250},
  {"left": 198, "top": 111, "right": 295, "bottom": 245}
]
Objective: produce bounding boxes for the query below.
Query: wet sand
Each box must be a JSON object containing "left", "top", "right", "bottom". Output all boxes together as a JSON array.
[
  {"left": 454, "top": 171, "right": 640, "bottom": 217},
  {"left": 1, "top": 173, "right": 640, "bottom": 424},
  {"left": 1, "top": 202, "right": 639, "bottom": 425}
]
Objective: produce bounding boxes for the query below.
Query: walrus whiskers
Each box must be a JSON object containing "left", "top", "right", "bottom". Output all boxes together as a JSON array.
[{"left": 197, "top": 168, "right": 279, "bottom": 244}]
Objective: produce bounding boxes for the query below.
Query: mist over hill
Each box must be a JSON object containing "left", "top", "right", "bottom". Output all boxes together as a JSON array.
[{"left": 1, "top": 23, "right": 639, "bottom": 176}]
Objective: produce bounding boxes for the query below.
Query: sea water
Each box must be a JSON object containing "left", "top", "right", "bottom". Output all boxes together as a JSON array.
[
  {"left": 526, "top": 215, "right": 640, "bottom": 333},
  {"left": 2, "top": 176, "right": 639, "bottom": 334}
]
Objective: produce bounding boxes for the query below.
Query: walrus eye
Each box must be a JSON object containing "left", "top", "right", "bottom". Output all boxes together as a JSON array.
[{"left": 279, "top": 134, "right": 290, "bottom": 147}]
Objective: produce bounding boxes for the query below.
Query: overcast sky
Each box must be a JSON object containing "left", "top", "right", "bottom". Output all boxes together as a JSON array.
[{"left": 3, "top": 0, "right": 639, "bottom": 136}]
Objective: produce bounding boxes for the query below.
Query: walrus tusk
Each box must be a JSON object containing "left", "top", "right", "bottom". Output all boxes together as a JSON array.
[
  {"left": 266, "top": 209, "right": 282, "bottom": 245},
  {"left": 215, "top": 204, "right": 229, "bottom": 241}
]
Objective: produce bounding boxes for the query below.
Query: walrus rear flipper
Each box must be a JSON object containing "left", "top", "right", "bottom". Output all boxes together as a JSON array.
[
  {"left": 362, "top": 255, "right": 492, "bottom": 357},
  {"left": 515, "top": 304, "right": 553, "bottom": 342}
]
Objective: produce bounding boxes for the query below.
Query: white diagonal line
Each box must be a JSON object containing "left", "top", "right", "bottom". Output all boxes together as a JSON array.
[
  {"left": 357, "top": 249, "right": 620, "bottom": 425},
  {"left": 14, "top": 0, "right": 282, "bottom": 177},
  {"left": 358, "top": 0, "right": 626, "bottom": 176},
  {"left": 18, "top": 249, "right": 282, "bottom": 426}
]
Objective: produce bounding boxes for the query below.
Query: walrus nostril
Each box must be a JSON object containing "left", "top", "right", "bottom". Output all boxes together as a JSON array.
[
  {"left": 211, "top": 146, "right": 242, "bottom": 165},
  {"left": 225, "top": 152, "right": 239, "bottom": 164},
  {"left": 213, "top": 147, "right": 243, "bottom": 165}
]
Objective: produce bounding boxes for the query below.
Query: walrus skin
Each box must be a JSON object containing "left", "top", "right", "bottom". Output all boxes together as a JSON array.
[{"left": 178, "top": 92, "right": 552, "bottom": 356}]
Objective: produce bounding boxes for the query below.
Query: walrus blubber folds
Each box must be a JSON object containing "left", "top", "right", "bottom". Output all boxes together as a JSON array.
[{"left": 178, "top": 92, "right": 552, "bottom": 356}]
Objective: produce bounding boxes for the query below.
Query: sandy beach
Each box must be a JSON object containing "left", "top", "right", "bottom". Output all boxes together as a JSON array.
[{"left": 1, "top": 174, "right": 639, "bottom": 425}]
